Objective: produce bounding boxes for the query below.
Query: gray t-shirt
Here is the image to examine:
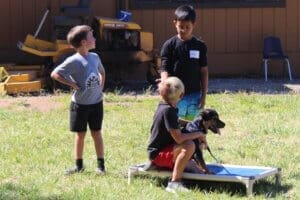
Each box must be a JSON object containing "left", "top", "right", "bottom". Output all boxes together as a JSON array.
[{"left": 53, "top": 52, "right": 105, "bottom": 105}]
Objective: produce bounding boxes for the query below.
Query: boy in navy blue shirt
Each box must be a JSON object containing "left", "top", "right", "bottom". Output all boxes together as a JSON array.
[{"left": 160, "top": 5, "right": 208, "bottom": 121}]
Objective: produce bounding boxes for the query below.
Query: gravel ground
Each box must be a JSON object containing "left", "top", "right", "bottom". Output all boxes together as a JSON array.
[
  {"left": 208, "top": 78, "right": 300, "bottom": 94},
  {"left": 110, "top": 78, "right": 300, "bottom": 95}
]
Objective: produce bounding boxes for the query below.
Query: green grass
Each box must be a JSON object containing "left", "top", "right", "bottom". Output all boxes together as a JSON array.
[{"left": 0, "top": 92, "right": 299, "bottom": 199}]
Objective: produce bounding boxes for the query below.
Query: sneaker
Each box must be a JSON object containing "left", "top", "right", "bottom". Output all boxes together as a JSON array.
[
  {"left": 95, "top": 167, "right": 106, "bottom": 175},
  {"left": 64, "top": 166, "right": 84, "bottom": 176},
  {"left": 142, "top": 162, "right": 158, "bottom": 171},
  {"left": 165, "top": 181, "right": 190, "bottom": 193}
]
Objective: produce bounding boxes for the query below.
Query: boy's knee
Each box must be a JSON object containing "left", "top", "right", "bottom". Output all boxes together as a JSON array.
[
  {"left": 183, "top": 140, "right": 195, "bottom": 154},
  {"left": 91, "top": 131, "right": 102, "bottom": 139}
]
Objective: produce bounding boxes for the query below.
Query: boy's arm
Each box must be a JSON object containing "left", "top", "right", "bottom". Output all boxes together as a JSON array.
[
  {"left": 99, "top": 70, "right": 105, "bottom": 89},
  {"left": 160, "top": 71, "right": 169, "bottom": 82},
  {"left": 97, "top": 56, "right": 105, "bottom": 89},
  {"left": 160, "top": 41, "right": 172, "bottom": 83},
  {"left": 170, "top": 128, "right": 206, "bottom": 144},
  {"left": 200, "top": 66, "right": 208, "bottom": 109},
  {"left": 178, "top": 118, "right": 190, "bottom": 127},
  {"left": 51, "top": 71, "right": 79, "bottom": 90}
]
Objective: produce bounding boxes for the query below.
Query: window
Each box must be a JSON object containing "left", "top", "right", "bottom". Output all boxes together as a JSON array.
[{"left": 130, "top": 0, "right": 286, "bottom": 9}]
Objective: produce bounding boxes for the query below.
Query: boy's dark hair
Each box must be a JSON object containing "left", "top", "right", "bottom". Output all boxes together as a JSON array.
[
  {"left": 67, "top": 25, "right": 92, "bottom": 48},
  {"left": 174, "top": 5, "right": 196, "bottom": 23}
]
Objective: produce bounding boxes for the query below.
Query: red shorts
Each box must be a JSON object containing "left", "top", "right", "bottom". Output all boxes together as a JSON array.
[{"left": 152, "top": 145, "right": 174, "bottom": 170}]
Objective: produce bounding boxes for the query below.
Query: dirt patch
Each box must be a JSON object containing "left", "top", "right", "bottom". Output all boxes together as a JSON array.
[{"left": 0, "top": 96, "right": 62, "bottom": 112}]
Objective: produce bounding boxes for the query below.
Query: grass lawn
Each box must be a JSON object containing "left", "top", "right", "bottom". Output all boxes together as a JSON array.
[{"left": 0, "top": 91, "right": 299, "bottom": 199}]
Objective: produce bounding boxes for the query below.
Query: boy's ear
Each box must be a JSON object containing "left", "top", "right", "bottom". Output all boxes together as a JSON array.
[
  {"left": 78, "top": 41, "right": 84, "bottom": 48},
  {"left": 193, "top": 21, "right": 197, "bottom": 28},
  {"left": 179, "top": 92, "right": 184, "bottom": 99},
  {"left": 173, "top": 20, "right": 177, "bottom": 26},
  {"left": 81, "top": 39, "right": 87, "bottom": 46}
]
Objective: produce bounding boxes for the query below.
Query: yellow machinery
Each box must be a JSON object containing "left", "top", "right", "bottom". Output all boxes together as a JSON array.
[
  {"left": 0, "top": 66, "right": 42, "bottom": 95},
  {"left": 18, "top": 36, "right": 74, "bottom": 65},
  {"left": 18, "top": 7, "right": 160, "bottom": 88}
]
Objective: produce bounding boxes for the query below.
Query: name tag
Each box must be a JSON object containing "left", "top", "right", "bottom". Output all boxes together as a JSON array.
[{"left": 189, "top": 50, "right": 200, "bottom": 59}]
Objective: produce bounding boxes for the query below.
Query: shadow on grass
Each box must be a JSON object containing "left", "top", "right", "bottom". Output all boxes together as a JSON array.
[
  {"left": 135, "top": 175, "right": 293, "bottom": 197},
  {"left": 0, "top": 182, "right": 70, "bottom": 200},
  {"left": 252, "top": 179, "right": 292, "bottom": 197},
  {"left": 185, "top": 179, "right": 292, "bottom": 198}
]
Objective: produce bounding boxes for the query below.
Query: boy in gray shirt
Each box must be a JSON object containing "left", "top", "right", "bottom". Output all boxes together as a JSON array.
[{"left": 51, "top": 25, "right": 106, "bottom": 175}]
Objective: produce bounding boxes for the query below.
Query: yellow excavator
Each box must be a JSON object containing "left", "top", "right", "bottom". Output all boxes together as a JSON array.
[{"left": 18, "top": 0, "right": 160, "bottom": 88}]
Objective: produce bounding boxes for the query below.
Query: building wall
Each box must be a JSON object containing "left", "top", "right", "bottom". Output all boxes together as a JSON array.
[
  {"left": 130, "top": 0, "right": 300, "bottom": 77},
  {"left": 0, "top": 0, "right": 299, "bottom": 77}
]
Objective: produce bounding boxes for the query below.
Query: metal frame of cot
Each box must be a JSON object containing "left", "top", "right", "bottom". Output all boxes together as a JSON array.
[{"left": 127, "top": 163, "right": 281, "bottom": 196}]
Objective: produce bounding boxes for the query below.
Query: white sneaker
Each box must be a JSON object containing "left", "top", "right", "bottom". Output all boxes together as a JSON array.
[
  {"left": 95, "top": 167, "right": 106, "bottom": 175},
  {"left": 165, "top": 181, "right": 190, "bottom": 193}
]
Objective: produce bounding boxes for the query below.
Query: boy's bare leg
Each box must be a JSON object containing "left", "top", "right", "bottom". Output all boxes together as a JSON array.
[
  {"left": 91, "top": 130, "right": 105, "bottom": 174},
  {"left": 91, "top": 130, "right": 104, "bottom": 158},
  {"left": 74, "top": 132, "right": 86, "bottom": 159},
  {"left": 171, "top": 140, "right": 195, "bottom": 182},
  {"left": 64, "top": 132, "right": 86, "bottom": 175}
]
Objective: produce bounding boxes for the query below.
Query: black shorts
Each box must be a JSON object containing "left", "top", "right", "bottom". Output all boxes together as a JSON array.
[{"left": 70, "top": 101, "right": 103, "bottom": 132}]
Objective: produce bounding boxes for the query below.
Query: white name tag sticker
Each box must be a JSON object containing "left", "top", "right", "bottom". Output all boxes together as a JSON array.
[{"left": 189, "top": 50, "right": 200, "bottom": 59}]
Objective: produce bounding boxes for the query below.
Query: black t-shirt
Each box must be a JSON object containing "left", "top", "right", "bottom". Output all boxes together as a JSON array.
[
  {"left": 147, "top": 102, "right": 180, "bottom": 160},
  {"left": 160, "top": 36, "right": 208, "bottom": 94}
]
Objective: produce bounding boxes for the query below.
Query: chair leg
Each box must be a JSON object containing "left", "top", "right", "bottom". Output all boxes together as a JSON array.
[
  {"left": 285, "top": 59, "right": 293, "bottom": 81},
  {"left": 263, "top": 59, "right": 268, "bottom": 81}
]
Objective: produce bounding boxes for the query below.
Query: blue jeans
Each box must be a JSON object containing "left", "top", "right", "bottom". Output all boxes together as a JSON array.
[{"left": 177, "top": 92, "right": 201, "bottom": 121}]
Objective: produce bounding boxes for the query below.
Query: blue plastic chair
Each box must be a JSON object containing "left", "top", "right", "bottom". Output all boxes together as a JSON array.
[{"left": 262, "top": 36, "right": 292, "bottom": 81}]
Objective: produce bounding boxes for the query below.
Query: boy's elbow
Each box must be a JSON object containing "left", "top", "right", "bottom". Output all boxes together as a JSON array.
[
  {"left": 173, "top": 136, "right": 185, "bottom": 144},
  {"left": 50, "top": 71, "right": 58, "bottom": 80}
]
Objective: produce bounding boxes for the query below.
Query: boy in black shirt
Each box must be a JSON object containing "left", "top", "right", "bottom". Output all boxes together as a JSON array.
[
  {"left": 160, "top": 5, "right": 208, "bottom": 121},
  {"left": 147, "top": 77, "right": 207, "bottom": 193}
]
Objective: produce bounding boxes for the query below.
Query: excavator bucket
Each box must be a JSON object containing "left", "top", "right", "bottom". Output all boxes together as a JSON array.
[{"left": 17, "top": 34, "right": 57, "bottom": 57}]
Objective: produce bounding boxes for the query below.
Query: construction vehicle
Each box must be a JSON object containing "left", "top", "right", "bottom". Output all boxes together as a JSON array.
[{"left": 17, "top": 0, "right": 160, "bottom": 89}]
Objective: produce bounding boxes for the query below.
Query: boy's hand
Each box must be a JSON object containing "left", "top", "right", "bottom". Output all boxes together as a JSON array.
[
  {"left": 200, "top": 142, "right": 208, "bottom": 150},
  {"left": 71, "top": 83, "right": 79, "bottom": 90},
  {"left": 199, "top": 97, "right": 206, "bottom": 109},
  {"left": 205, "top": 170, "right": 215, "bottom": 175}
]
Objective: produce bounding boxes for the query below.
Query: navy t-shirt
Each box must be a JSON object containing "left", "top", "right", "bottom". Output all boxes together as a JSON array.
[
  {"left": 147, "top": 102, "right": 180, "bottom": 160},
  {"left": 161, "top": 36, "right": 208, "bottom": 94}
]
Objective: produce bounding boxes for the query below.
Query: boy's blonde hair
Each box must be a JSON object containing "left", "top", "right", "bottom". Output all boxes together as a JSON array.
[
  {"left": 159, "top": 77, "right": 185, "bottom": 102},
  {"left": 67, "top": 25, "right": 92, "bottom": 48}
]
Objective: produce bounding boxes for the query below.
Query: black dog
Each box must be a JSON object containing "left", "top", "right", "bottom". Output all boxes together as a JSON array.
[{"left": 181, "top": 109, "right": 225, "bottom": 174}]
